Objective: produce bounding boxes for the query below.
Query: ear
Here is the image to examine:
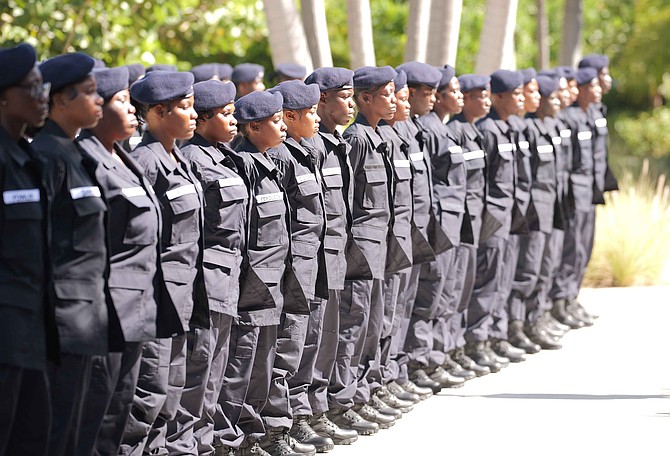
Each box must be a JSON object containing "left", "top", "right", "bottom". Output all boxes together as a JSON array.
[
  {"left": 284, "top": 110, "right": 296, "bottom": 122},
  {"left": 51, "top": 91, "right": 67, "bottom": 108},
  {"left": 153, "top": 103, "right": 165, "bottom": 117},
  {"left": 319, "top": 92, "right": 328, "bottom": 104},
  {"left": 250, "top": 121, "right": 260, "bottom": 132},
  {"left": 361, "top": 91, "right": 371, "bottom": 104}
]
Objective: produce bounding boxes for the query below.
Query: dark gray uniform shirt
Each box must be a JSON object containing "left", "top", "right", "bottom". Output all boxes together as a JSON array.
[{"left": 524, "top": 115, "right": 558, "bottom": 234}]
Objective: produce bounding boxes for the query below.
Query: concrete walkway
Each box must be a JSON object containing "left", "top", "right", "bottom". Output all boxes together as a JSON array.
[{"left": 330, "top": 286, "right": 670, "bottom": 456}]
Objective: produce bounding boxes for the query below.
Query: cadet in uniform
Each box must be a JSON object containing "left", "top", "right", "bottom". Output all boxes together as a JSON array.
[
  {"left": 175, "top": 79, "right": 245, "bottom": 455},
  {"left": 446, "top": 74, "right": 494, "bottom": 377},
  {"left": 328, "top": 66, "right": 397, "bottom": 433},
  {"left": 0, "top": 43, "right": 52, "bottom": 456},
  {"left": 302, "top": 67, "right": 362, "bottom": 445},
  {"left": 232, "top": 63, "right": 266, "bottom": 99},
  {"left": 121, "top": 70, "right": 208, "bottom": 455},
  {"left": 191, "top": 63, "right": 221, "bottom": 82},
  {"left": 261, "top": 80, "right": 327, "bottom": 456},
  {"left": 75, "top": 66, "right": 181, "bottom": 456},
  {"left": 275, "top": 63, "right": 307, "bottom": 83},
  {"left": 218, "top": 90, "right": 290, "bottom": 456},
  {"left": 33, "top": 52, "right": 109, "bottom": 456}
]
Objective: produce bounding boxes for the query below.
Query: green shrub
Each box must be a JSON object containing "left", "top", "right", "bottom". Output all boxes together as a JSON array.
[
  {"left": 584, "top": 160, "right": 670, "bottom": 287},
  {"left": 614, "top": 107, "right": 670, "bottom": 159}
]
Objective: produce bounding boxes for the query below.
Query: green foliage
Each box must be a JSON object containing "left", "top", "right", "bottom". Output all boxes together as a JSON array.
[
  {"left": 613, "top": 107, "right": 670, "bottom": 159},
  {"left": 584, "top": 161, "right": 670, "bottom": 287}
]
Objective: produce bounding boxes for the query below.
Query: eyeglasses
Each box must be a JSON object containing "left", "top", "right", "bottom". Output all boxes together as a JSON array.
[{"left": 16, "top": 82, "right": 51, "bottom": 100}]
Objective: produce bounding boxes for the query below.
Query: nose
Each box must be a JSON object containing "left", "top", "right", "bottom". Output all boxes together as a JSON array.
[
  {"left": 191, "top": 108, "right": 198, "bottom": 120},
  {"left": 280, "top": 120, "right": 287, "bottom": 131},
  {"left": 96, "top": 93, "right": 104, "bottom": 106},
  {"left": 315, "top": 113, "right": 321, "bottom": 124}
]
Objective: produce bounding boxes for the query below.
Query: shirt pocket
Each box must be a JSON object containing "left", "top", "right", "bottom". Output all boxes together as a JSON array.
[
  {"left": 1, "top": 200, "right": 43, "bottom": 259},
  {"left": 362, "top": 166, "right": 388, "bottom": 210},
  {"left": 216, "top": 182, "right": 247, "bottom": 232},
  {"left": 295, "top": 176, "right": 323, "bottom": 223},
  {"left": 168, "top": 191, "right": 201, "bottom": 245},
  {"left": 255, "top": 198, "right": 287, "bottom": 248},
  {"left": 121, "top": 192, "right": 157, "bottom": 246},
  {"left": 203, "top": 246, "right": 240, "bottom": 312},
  {"left": 72, "top": 196, "right": 107, "bottom": 253},
  {"left": 535, "top": 145, "right": 556, "bottom": 185},
  {"left": 393, "top": 163, "right": 413, "bottom": 207}
]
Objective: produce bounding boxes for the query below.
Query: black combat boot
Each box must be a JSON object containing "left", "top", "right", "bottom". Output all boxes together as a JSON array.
[{"left": 508, "top": 320, "right": 541, "bottom": 354}]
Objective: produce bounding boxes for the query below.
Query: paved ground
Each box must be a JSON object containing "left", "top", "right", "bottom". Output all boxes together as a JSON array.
[{"left": 330, "top": 286, "right": 670, "bottom": 456}]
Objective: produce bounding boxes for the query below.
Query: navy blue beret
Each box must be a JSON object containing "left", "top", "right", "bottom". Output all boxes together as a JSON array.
[
  {"left": 490, "top": 69, "right": 523, "bottom": 94},
  {"left": 268, "top": 80, "right": 320, "bottom": 110},
  {"left": 304, "top": 67, "right": 354, "bottom": 92},
  {"left": 537, "top": 69, "right": 558, "bottom": 79},
  {"left": 578, "top": 54, "right": 609, "bottom": 71},
  {"left": 218, "top": 63, "right": 233, "bottom": 80},
  {"left": 93, "top": 67, "right": 129, "bottom": 100},
  {"left": 396, "top": 61, "right": 442, "bottom": 88},
  {"left": 232, "top": 63, "right": 264, "bottom": 83},
  {"left": 0, "top": 43, "right": 37, "bottom": 90},
  {"left": 193, "top": 80, "right": 236, "bottom": 112},
  {"left": 393, "top": 70, "right": 407, "bottom": 92},
  {"left": 458, "top": 74, "right": 490, "bottom": 92},
  {"left": 40, "top": 52, "right": 95, "bottom": 93},
  {"left": 123, "top": 63, "right": 146, "bottom": 84},
  {"left": 520, "top": 68, "right": 537, "bottom": 85},
  {"left": 536, "top": 75, "right": 559, "bottom": 97},
  {"left": 576, "top": 67, "right": 598, "bottom": 86},
  {"left": 130, "top": 70, "right": 194, "bottom": 105},
  {"left": 556, "top": 66, "right": 576, "bottom": 81},
  {"left": 276, "top": 63, "right": 306, "bottom": 80},
  {"left": 353, "top": 66, "right": 397, "bottom": 89},
  {"left": 191, "top": 63, "right": 219, "bottom": 83},
  {"left": 146, "top": 64, "right": 177, "bottom": 73},
  {"left": 234, "top": 91, "right": 283, "bottom": 123},
  {"left": 92, "top": 58, "right": 106, "bottom": 69},
  {"left": 437, "top": 65, "right": 457, "bottom": 90}
]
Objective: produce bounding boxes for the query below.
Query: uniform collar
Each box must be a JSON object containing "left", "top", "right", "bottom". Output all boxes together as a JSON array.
[
  {"left": 352, "top": 113, "right": 383, "bottom": 149},
  {"left": 140, "top": 131, "right": 179, "bottom": 173},
  {"left": 0, "top": 126, "right": 32, "bottom": 167},
  {"left": 190, "top": 133, "right": 227, "bottom": 165}
]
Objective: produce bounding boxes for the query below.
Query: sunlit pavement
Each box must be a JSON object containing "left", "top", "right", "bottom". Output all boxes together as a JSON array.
[{"left": 331, "top": 286, "right": 670, "bottom": 456}]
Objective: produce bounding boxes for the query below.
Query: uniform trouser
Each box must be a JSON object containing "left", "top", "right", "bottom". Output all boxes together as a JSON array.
[
  {"left": 48, "top": 353, "right": 93, "bottom": 456},
  {"left": 76, "top": 342, "right": 143, "bottom": 456},
  {"left": 490, "top": 235, "right": 520, "bottom": 340},
  {"left": 466, "top": 233, "right": 508, "bottom": 343},
  {"left": 119, "top": 335, "right": 186, "bottom": 456},
  {"left": 380, "top": 268, "right": 412, "bottom": 386},
  {"left": 532, "top": 229, "right": 565, "bottom": 323},
  {"left": 328, "top": 279, "right": 373, "bottom": 410},
  {"left": 213, "top": 324, "right": 261, "bottom": 449},
  {"left": 508, "top": 231, "right": 548, "bottom": 325},
  {"left": 0, "top": 364, "right": 50, "bottom": 456},
  {"left": 291, "top": 297, "right": 328, "bottom": 418},
  {"left": 310, "top": 290, "right": 340, "bottom": 416},
  {"left": 167, "top": 313, "right": 233, "bottom": 456},
  {"left": 578, "top": 206, "right": 597, "bottom": 289},
  {"left": 262, "top": 312, "right": 309, "bottom": 430},
  {"left": 354, "top": 279, "right": 385, "bottom": 405},
  {"left": 449, "top": 244, "right": 478, "bottom": 350},
  {"left": 551, "top": 209, "right": 589, "bottom": 301},
  {"left": 404, "top": 251, "right": 450, "bottom": 369}
]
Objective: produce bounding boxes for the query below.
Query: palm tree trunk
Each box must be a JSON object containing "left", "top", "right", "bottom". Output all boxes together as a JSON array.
[
  {"left": 301, "top": 0, "right": 333, "bottom": 68},
  {"left": 347, "top": 0, "right": 376, "bottom": 68},
  {"left": 426, "top": 0, "right": 463, "bottom": 67},
  {"left": 560, "top": 0, "right": 582, "bottom": 66},
  {"left": 404, "top": 0, "right": 431, "bottom": 63},
  {"left": 474, "top": 0, "right": 519, "bottom": 74},
  {"left": 537, "top": 0, "right": 550, "bottom": 69},
  {"left": 263, "top": 0, "right": 314, "bottom": 72}
]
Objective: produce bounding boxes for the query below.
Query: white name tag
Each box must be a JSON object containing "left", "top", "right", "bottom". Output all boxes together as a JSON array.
[
  {"left": 448, "top": 146, "right": 463, "bottom": 154},
  {"left": 394, "top": 159, "right": 410, "bottom": 168},
  {"left": 560, "top": 129, "right": 571, "bottom": 138},
  {"left": 595, "top": 118, "right": 607, "bottom": 128},
  {"left": 409, "top": 152, "right": 424, "bottom": 162},
  {"left": 321, "top": 167, "right": 342, "bottom": 176},
  {"left": 121, "top": 186, "right": 147, "bottom": 198},
  {"left": 219, "top": 177, "right": 245, "bottom": 188},
  {"left": 296, "top": 173, "right": 316, "bottom": 184},
  {"left": 70, "top": 186, "right": 101, "bottom": 200},
  {"left": 518, "top": 141, "right": 529, "bottom": 150},
  {"left": 578, "top": 131, "right": 592, "bottom": 141},
  {"left": 463, "top": 150, "right": 484, "bottom": 161},
  {"left": 552, "top": 136, "right": 562, "bottom": 145},
  {"left": 165, "top": 184, "right": 196, "bottom": 200},
  {"left": 498, "top": 143, "right": 514, "bottom": 153},
  {"left": 537, "top": 144, "right": 554, "bottom": 154},
  {"left": 3, "top": 189, "right": 40, "bottom": 205},
  {"left": 256, "top": 192, "right": 283, "bottom": 203}
]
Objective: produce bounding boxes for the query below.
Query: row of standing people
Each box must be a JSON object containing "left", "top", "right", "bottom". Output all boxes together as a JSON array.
[{"left": 0, "top": 42, "right": 612, "bottom": 456}]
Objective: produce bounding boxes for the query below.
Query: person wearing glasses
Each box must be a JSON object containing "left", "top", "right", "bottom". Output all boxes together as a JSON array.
[{"left": 0, "top": 42, "right": 52, "bottom": 456}]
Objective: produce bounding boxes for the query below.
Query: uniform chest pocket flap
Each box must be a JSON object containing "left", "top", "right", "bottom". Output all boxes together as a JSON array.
[
  {"left": 121, "top": 193, "right": 157, "bottom": 246},
  {"left": 72, "top": 196, "right": 107, "bottom": 253},
  {"left": 323, "top": 174, "right": 343, "bottom": 189},
  {"left": 362, "top": 166, "right": 387, "bottom": 209},
  {"left": 169, "top": 192, "right": 201, "bottom": 215},
  {"left": 497, "top": 147, "right": 514, "bottom": 161},
  {"left": 2, "top": 201, "right": 43, "bottom": 259},
  {"left": 218, "top": 181, "right": 248, "bottom": 202},
  {"left": 393, "top": 163, "right": 412, "bottom": 181},
  {"left": 296, "top": 174, "right": 321, "bottom": 196},
  {"left": 256, "top": 198, "right": 287, "bottom": 247}
]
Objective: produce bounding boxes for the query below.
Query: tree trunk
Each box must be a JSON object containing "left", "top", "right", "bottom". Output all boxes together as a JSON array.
[
  {"left": 474, "top": 0, "right": 519, "bottom": 74},
  {"left": 262, "top": 0, "right": 314, "bottom": 72},
  {"left": 426, "top": 0, "right": 463, "bottom": 67},
  {"left": 404, "top": 0, "right": 431, "bottom": 63},
  {"left": 301, "top": 0, "right": 333, "bottom": 68},
  {"left": 537, "top": 0, "right": 550, "bottom": 69},
  {"left": 560, "top": 0, "right": 582, "bottom": 67},
  {"left": 347, "top": 0, "right": 376, "bottom": 68}
]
